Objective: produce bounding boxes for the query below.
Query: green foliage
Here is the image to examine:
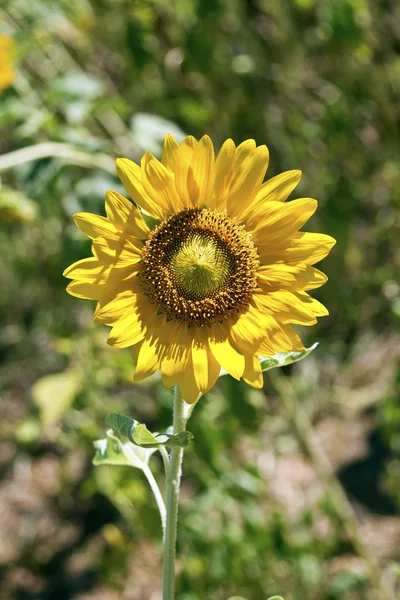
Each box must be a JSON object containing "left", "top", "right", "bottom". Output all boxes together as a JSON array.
[
  {"left": 93, "top": 429, "right": 158, "bottom": 469},
  {"left": 106, "top": 412, "right": 194, "bottom": 448},
  {"left": 259, "top": 344, "right": 319, "bottom": 372},
  {"left": 31, "top": 368, "right": 83, "bottom": 426}
]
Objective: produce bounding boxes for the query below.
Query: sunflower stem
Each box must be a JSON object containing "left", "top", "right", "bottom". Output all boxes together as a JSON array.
[
  {"left": 159, "top": 445, "right": 171, "bottom": 484},
  {"left": 142, "top": 465, "right": 167, "bottom": 536},
  {"left": 162, "top": 385, "right": 188, "bottom": 600}
]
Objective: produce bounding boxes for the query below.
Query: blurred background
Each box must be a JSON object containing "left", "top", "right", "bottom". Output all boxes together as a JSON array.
[{"left": 0, "top": 0, "right": 399, "bottom": 599}]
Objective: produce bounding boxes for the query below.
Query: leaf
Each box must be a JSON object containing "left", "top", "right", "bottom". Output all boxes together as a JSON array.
[
  {"left": 106, "top": 412, "right": 194, "bottom": 448},
  {"left": 105, "top": 412, "right": 136, "bottom": 438},
  {"left": 93, "top": 430, "right": 131, "bottom": 467},
  {"left": 32, "top": 368, "right": 82, "bottom": 426},
  {"left": 259, "top": 343, "right": 319, "bottom": 372},
  {"left": 131, "top": 423, "right": 168, "bottom": 446},
  {"left": 168, "top": 431, "right": 194, "bottom": 447},
  {"left": 0, "top": 187, "right": 37, "bottom": 223},
  {"left": 93, "top": 430, "right": 157, "bottom": 469}
]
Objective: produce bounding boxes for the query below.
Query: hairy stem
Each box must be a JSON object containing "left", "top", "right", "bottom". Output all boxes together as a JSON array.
[
  {"left": 142, "top": 465, "right": 167, "bottom": 536},
  {"left": 162, "top": 386, "right": 188, "bottom": 600}
]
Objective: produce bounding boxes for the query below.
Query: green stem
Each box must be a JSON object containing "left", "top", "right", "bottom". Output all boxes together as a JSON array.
[
  {"left": 162, "top": 385, "right": 187, "bottom": 600},
  {"left": 159, "top": 445, "right": 171, "bottom": 484},
  {"left": 142, "top": 464, "right": 167, "bottom": 536}
]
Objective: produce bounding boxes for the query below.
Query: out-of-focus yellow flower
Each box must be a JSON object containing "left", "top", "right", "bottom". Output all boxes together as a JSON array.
[
  {"left": 64, "top": 135, "right": 335, "bottom": 403},
  {"left": 0, "top": 35, "right": 14, "bottom": 91}
]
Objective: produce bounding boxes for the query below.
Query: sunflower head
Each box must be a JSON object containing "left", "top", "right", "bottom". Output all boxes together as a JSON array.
[
  {"left": 140, "top": 207, "right": 260, "bottom": 327},
  {"left": 64, "top": 134, "right": 335, "bottom": 403}
]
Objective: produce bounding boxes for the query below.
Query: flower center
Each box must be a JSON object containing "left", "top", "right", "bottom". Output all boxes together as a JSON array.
[
  {"left": 169, "top": 230, "right": 233, "bottom": 300},
  {"left": 140, "top": 208, "right": 259, "bottom": 326}
]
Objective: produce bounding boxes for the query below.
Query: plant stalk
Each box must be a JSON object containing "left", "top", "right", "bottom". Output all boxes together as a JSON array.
[
  {"left": 142, "top": 464, "right": 167, "bottom": 536},
  {"left": 162, "top": 385, "right": 187, "bottom": 600}
]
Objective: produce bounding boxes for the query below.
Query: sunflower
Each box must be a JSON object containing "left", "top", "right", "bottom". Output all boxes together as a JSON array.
[
  {"left": 0, "top": 35, "right": 14, "bottom": 91},
  {"left": 64, "top": 135, "right": 335, "bottom": 403}
]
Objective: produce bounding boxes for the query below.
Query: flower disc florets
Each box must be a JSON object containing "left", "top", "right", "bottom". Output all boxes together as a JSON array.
[{"left": 140, "top": 208, "right": 260, "bottom": 326}]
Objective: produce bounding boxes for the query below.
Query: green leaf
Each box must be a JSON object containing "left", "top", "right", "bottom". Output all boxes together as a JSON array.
[
  {"left": 168, "top": 431, "right": 194, "bottom": 447},
  {"left": 0, "top": 187, "right": 37, "bottom": 223},
  {"left": 93, "top": 430, "right": 131, "bottom": 467},
  {"left": 259, "top": 343, "right": 318, "bottom": 372},
  {"left": 132, "top": 422, "right": 170, "bottom": 446},
  {"left": 105, "top": 412, "right": 136, "bottom": 439},
  {"left": 32, "top": 368, "right": 82, "bottom": 426},
  {"left": 106, "top": 412, "right": 194, "bottom": 448},
  {"left": 93, "top": 430, "right": 157, "bottom": 469}
]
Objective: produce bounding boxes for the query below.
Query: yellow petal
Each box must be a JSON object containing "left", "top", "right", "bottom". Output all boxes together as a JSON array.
[
  {"left": 94, "top": 290, "right": 140, "bottom": 324},
  {"left": 294, "top": 292, "right": 329, "bottom": 317},
  {"left": 235, "top": 139, "right": 257, "bottom": 167},
  {"left": 258, "top": 263, "right": 307, "bottom": 289},
  {"left": 258, "top": 264, "right": 328, "bottom": 293},
  {"left": 206, "top": 346, "right": 221, "bottom": 393},
  {"left": 292, "top": 266, "right": 328, "bottom": 291},
  {"left": 141, "top": 151, "right": 182, "bottom": 216},
  {"left": 247, "top": 300, "right": 294, "bottom": 352},
  {"left": 105, "top": 190, "right": 149, "bottom": 238},
  {"left": 94, "top": 276, "right": 143, "bottom": 320},
  {"left": 254, "top": 291, "right": 319, "bottom": 326},
  {"left": 63, "top": 257, "right": 110, "bottom": 282},
  {"left": 213, "top": 138, "right": 236, "bottom": 210},
  {"left": 132, "top": 316, "right": 184, "bottom": 382},
  {"left": 192, "top": 330, "right": 220, "bottom": 394},
  {"left": 178, "top": 355, "right": 200, "bottom": 404},
  {"left": 191, "top": 333, "right": 209, "bottom": 392},
  {"left": 174, "top": 136, "right": 198, "bottom": 208},
  {"left": 276, "top": 324, "right": 305, "bottom": 352},
  {"left": 107, "top": 306, "right": 149, "bottom": 348},
  {"left": 92, "top": 235, "right": 141, "bottom": 268},
  {"left": 187, "top": 135, "right": 215, "bottom": 207},
  {"left": 243, "top": 170, "right": 302, "bottom": 222},
  {"left": 161, "top": 133, "right": 179, "bottom": 172},
  {"left": 132, "top": 337, "right": 160, "bottom": 382},
  {"left": 208, "top": 324, "right": 245, "bottom": 380},
  {"left": 229, "top": 307, "right": 266, "bottom": 353},
  {"left": 251, "top": 198, "right": 318, "bottom": 246},
  {"left": 242, "top": 355, "right": 263, "bottom": 388},
  {"left": 105, "top": 190, "right": 133, "bottom": 229},
  {"left": 260, "top": 232, "right": 336, "bottom": 266},
  {"left": 66, "top": 280, "right": 104, "bottom": 300},
  {"left": 73, "top": 213, "right": 117, "bottom": 239},
  {"left": 116, "top": 157, "right": 166, "bottom": 219},
  {"left": 161, "top": 323, "right": 192, "bottom": 387},
  {"left": 227, "top": 145, "right": 270, "bottom": 219}
]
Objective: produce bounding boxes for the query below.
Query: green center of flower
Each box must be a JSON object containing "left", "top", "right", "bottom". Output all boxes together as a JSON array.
[
  {"left": 140, "top": 208, "right": 259, "bottom": 326},
  {"left": 169, "top": 231, "right": 233, "bottom": 300}
]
